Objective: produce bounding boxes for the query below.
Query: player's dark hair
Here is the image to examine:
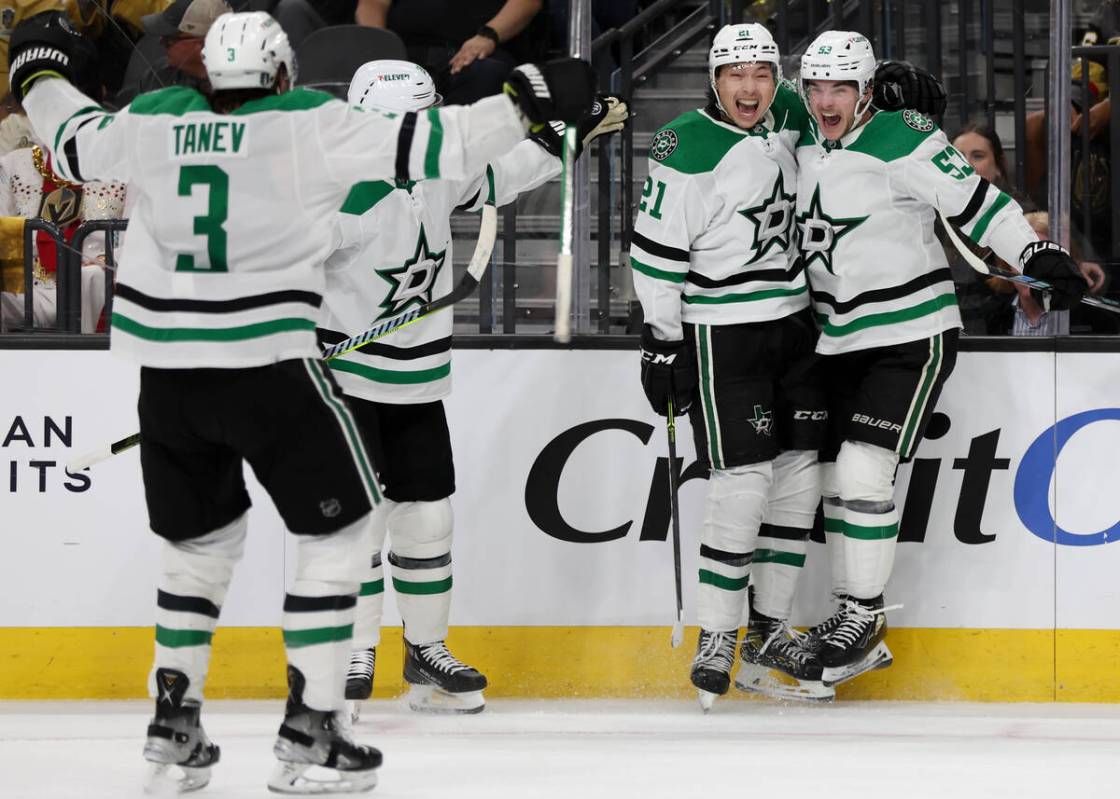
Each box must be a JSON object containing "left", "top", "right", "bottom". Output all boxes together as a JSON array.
[{"left": 208, "top": 65, "right": 290, "bottom": 113}]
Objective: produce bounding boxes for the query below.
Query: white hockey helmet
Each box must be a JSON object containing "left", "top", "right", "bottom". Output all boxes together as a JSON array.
[
  {"left": 347, "top": 59, "right": 441, "bottom": 113},
  {"left": 799, "top": 31, "right": 877, "bottom": 121},
  {"left": 202, "top": 12, "right": 296, "bottom": 91},
  {"left": 708, "top": 23, "right": 782, "bottom": 117}
]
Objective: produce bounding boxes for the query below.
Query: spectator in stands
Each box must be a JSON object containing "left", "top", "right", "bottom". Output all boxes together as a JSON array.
[
  {"left": 228, "top": 0, "right": 324, "bottom": 49},
  {"left": 0, "top": 65, "right": 126, "bottom": 333},
  {"left": 117, "top": 0, "right": 231, "bottom": 103},
  {"left": 355, "top": 0, "right": 544, "bottom": 104}
]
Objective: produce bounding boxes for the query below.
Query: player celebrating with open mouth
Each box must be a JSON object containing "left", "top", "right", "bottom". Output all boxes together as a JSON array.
[{"left": 794, "top": 31, "right": 1088, "bottom": 686}]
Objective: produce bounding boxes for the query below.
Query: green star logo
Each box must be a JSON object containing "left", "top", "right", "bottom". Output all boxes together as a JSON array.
[
  {"left": 375, "top": 225, "right": 446, "bottom": 320},
  {"left": 795, "top": 184, "right": 868, "bottom": 275},
  {"left": 739, "top": 171, "right": 795, "bottom": 265}
]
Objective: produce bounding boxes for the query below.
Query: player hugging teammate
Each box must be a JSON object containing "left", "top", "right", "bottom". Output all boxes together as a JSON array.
[
  {"left": 792, "top": 31, "right": 1088, "bottom": 686},
  {"left": 631, "top": 23, "right": 949, "bottom": 709}
]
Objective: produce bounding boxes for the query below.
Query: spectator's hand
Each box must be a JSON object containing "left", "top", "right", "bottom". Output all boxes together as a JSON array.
[
  {"left": 872, "top": 60, "right": 947, "bottom": 117},
  {"left": 1079, "top": 260, "right": 1106, "bottom": 294},
  {"left": 450, "top": 35, "right": 497, "bottom": 75},
  {"left": 1072, "top": 97, "right": 1111, "bottom": 141},
  {"left": 1019, "top": 240, "right": 1088, "bottom": 310}
]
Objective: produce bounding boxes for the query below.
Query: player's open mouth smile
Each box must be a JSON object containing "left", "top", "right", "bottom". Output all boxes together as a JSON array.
[
  {"left": 735, "top": 98, "right": 760, "bottom": 119},
  {"left": 821, "top": 113, "right": 842, "bottom": 130}
]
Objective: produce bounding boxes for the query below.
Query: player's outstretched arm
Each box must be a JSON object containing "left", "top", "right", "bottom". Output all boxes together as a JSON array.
[{"left": 10, "top": 12, "right": 129, "bottom": 184}]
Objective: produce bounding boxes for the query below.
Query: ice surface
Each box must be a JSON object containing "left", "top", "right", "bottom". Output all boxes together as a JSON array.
[{"left": 1, "top": 699, "right": 1118, "bottom": 798}]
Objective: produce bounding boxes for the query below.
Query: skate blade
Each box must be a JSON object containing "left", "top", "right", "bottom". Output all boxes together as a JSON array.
[
  {"left": 267, "top": 762, "right": 378, "bottom": 795},
  {"left": 143, "top": 762, "right": 212, "bottom": 794},
  {"left": 733, "top": 663, "right": 835, "bottom": 703},
  {"left": 347, "top": 700, "right": 362, "bottom": 726},
  {"left": 697, "top": 689, "right": 718, "bottom": 713},
  {"left": 406, "top": 684, "right": 485, "bottom": 714},
  {"left": 822, "top": 642, "right": 893, "bottom": 687}
]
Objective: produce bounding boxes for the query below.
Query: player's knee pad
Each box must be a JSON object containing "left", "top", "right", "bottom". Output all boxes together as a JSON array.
[
  {"left": 387, "top": 498, "right": 453, "bottom": 560},
  {"left": 835, "top": 441, "right": 898, "bottom": 507},
  {"left": 766, "top": 449, "right": 820, "bottom": 528},
  {"left": 700, "top": 461, "right": 773, "bottom": 552},
  {"left": 162, "top": 511, "right": 248, "bottom": 601},
  {"left": 293, "top": 511, "right": 368, "bottom": 593}
]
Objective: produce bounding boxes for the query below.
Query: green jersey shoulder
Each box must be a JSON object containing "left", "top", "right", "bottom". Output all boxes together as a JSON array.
[
  {"left": 769, "top": 82, "right": 811, "bottom": 136},
  {"left": 648, "top": 109, "right": 746, "bottom": 174},
  {"left": 843, "top": 109, "right": 940, "bottom": 162}
]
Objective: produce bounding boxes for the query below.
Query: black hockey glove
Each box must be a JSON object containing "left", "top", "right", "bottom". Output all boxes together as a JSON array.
[
  {"left": 504, "top": 58, "right": 596, "bottom": 132},
  {"left": 1019, "top": 240, "right": 1088, "bottom": 311},
  {"left": 8, "top": 11, "right": 95, "bottom": 103},
  {"left": 530, "top": 94, "right": 630, "bottom": 158},
  {"left": 639, "top": 325, "right": 697, "bottom": 417},
  {"left": 873, "top": 60, "right": 947, "bottom": 117}
]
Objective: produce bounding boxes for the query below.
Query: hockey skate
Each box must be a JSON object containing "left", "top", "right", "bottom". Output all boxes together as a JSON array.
[
  {"left": 142, "top": 668, "right": 220, "bottom": 794},
  {"left": 345, "top": 647, "right": 376, "bottom": 724},
  {"left": 403, "top": 639, "right": 487, "bottom": 714},
  {"left": 818, "top": 596, "right": 898, "bottom": 686},
  {"left": 735, "top": 611, "right": 834, "bottom": 702},
  {"left": 690, "top": 629, "right": 737, "bottom": 712},
  {"left": 801, "top": 592, "right": 850, "bottom": 655},
  {"left": 268, "top": 666, "right": 382, "bottom": 795}
]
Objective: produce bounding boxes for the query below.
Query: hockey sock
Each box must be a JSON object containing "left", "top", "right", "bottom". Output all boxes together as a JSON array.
[
  {"left": 353, "top": 502, "right": 390, "bottom": 650},
  {"left": 697, "top": 462, "right": 773, "bottom": 632},
  {"left": 836, "top": 441, "right": 900, "bottom": 599},
  {"left": 283, "top": 514, "right": 365, "bottom": 712},
  {"left": 151, "top": 512, "right": 248, "bottom": 704},
  {"left": 820, "top": 461, "right": 848, "bottom": 597},
  {"left": 388, "top": 499, "right": 454, "bottom": 645},
  {"left": 752, "top": 450, "right": 818, "bottom": 621}
]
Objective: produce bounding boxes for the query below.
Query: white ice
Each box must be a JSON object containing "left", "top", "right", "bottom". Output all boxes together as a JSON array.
[{"left": 2, "top": 699, "right": 1118, "bottom": 799}]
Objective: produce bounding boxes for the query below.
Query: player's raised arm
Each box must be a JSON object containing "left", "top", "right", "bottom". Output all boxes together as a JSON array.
[
  {"left": 320, "top": 59, "right": 596, "bottom": 186},
  {"left": 11, "top": 12, "right": 131, "bottom": 184}
]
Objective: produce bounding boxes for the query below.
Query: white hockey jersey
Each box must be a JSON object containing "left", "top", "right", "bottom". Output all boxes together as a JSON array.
[
  {"left": 321, "top": 140, "right": 559, "bottom": 404},
  {"left": 795, "top": 109, "right": 1037, "bottom": 354},
  {"left": 631, "top": 84, "right": 811, "bottom": 341},
  {"left": 22, "top": 78, "right": 525, "bottom": 368}
]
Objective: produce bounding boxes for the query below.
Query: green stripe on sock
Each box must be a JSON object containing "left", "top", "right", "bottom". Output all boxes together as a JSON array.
[
  {"left": 823, "top": 516, "right": 844, "bottom": 533},
  {"left": 842, "top": 521, "right": 899, "bottom": 540},
  {"left": 392, "top": 576, "right": 453, "bottom": 595},
  {"left": 155, "top": 625, "right": 213, "bottom": 648},
  {"left": 283, "top": 625, "right": 353, "bottom": 648},
  {"left": 359, "top": 579, "right": 384, "bottom": 596},
  {"left": 752, "top": 549, "right": 807, "bottom": 567},
  {"left": 698, "top": 569, "right": 749, "bottom": 591}
]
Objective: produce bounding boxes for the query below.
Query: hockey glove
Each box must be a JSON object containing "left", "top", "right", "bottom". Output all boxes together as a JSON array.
[
  {"left": 504, "top": 58, "right": 596, "bottom": 132},
  {"left": 530, "top": 94, "right": 630, "bottom": 158},
  {"left": 640, "top": 324, "right": 697, "bottom": 417},
  {"left": 8, "top": 11, "right": 95, "bottom": 103},
  {"left": 872, "top": 60, "right": 947, "bottom": 117},
  {"left": 1019, "top": 240, "right": 1088, "bottom": 311}
]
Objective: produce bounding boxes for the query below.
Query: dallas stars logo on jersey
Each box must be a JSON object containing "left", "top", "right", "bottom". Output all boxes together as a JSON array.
[
  {"left": 739, "top": 172, "right": 795, "bottom": 265},
  {"left": 796, "top": 185, "right": 868, "bottom": 274},
  {"left": 375, "top": 225, "right": 447, "bottom": 320}
]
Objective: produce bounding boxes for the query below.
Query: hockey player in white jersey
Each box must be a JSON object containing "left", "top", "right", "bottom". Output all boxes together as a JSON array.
[
  {"left": 794, "top": 31, "right": 1087, "bottom": 686},
  {"left": 633, "top": 23, "right": 947, "bottom": 709},
  {"left": 326, "top": 59, "right": 627, "bottom": 717},
  {"left": 10, "top": 10, "right": 593, "bottom": 793}
]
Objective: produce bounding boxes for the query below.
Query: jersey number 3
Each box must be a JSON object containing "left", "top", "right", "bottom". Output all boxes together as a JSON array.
[{"left": 176, "top": 165, "right": 229, "bottom": 272}]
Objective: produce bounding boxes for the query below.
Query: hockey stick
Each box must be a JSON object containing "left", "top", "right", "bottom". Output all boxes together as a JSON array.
[
  {"left": 666, "top": 396, "right": 685, "bottom": 648},
  {"left": 66, "top": 205, "right": 499, "bottom": 471},
  {"left": 554, "top": 124, "right": 577, "bottom": 343},
  {"left": 939, "top": 211, "right": 1120, "bottom": 315}
]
